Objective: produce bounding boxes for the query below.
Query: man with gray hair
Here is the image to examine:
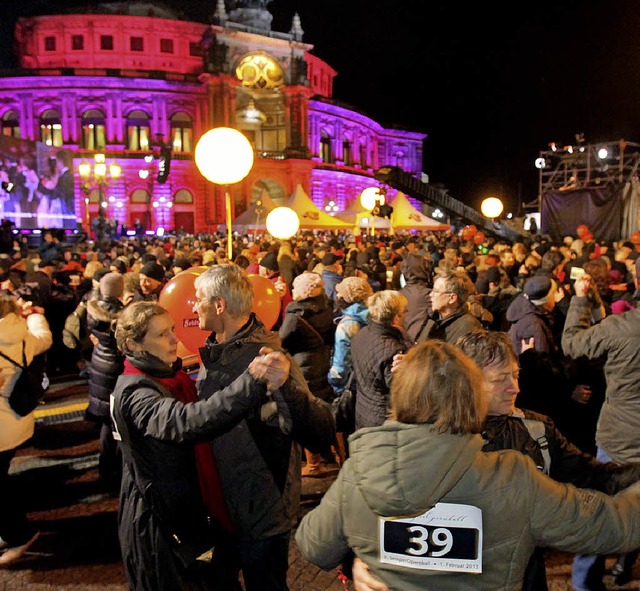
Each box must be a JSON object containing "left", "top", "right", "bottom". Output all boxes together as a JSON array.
[
  {"left": 192, "top": 264, "right": 335, "bottom": 590},
  {"left": 415, "top": 271, "right": 481, "bottom": 344}
]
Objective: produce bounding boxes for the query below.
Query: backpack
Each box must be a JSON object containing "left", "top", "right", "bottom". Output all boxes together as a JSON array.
[{"left": 0, "top": 342, "right": 48, "bottom": 417}]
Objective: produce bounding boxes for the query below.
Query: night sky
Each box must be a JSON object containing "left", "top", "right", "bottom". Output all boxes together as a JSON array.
[{"left": 3, "top": 0, "right": 640, "bottom": 213}]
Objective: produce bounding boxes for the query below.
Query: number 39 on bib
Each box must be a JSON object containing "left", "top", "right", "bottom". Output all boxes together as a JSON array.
[{"left": 379, "top": 503, "right": 482, "bottom": 573}]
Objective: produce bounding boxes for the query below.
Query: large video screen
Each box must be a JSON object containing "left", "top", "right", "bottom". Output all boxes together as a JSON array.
[{"left": 0, "top": 136, "right": 76, "bottom": 229}]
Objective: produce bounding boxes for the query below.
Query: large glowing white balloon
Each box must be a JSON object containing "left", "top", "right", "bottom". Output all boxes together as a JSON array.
[
  {"left": 266, "top": 207, "right": 300, "bottom": 239},
  {"left": 481, "top": 197, "right": 504, "bottom": 219},
  {"left": 194, "top": 127, "right": 254, "bottom": 185},
  {"left": 360, "top": 187, "right": 385, "bottom": 211}
]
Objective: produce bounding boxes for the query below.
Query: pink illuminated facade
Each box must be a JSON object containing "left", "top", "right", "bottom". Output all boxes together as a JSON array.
[{"left": 0, "top": 2, "right": 425, "bottom": 234}]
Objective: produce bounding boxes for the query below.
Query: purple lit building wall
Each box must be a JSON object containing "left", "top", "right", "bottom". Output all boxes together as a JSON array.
[{"left": 0, "top": 3, "right": 426, "bottom": 234}]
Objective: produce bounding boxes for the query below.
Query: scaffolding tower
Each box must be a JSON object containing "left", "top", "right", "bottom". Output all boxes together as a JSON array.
[{"left": 536, "top": 139, "right": 640, "bottom": 202}]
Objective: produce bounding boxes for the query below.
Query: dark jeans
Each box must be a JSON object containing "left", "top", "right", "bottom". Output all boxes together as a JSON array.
[
  {"left": 211, "top": 532, "right": 291, "bottom": 591},
  {"left": 0, "top": 448, "right": 37, "bottom": 547}
]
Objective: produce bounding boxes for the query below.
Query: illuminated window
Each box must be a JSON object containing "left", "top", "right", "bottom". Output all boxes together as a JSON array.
[
  {"left": 343, "top": 140, "right": 352, "bottom": 166},
  {"left": 71, "top": 35, "right": 84, "bottom": 50},
  {"left": 189, "top": 42, "right": 203, "bottom": 57},
  {"left": 100, "top": 35, "right": 114, "bottom": 50},
  {"left": 45, "top": 36, "right": 56, "bottom": 51},
  {"left": 160, "top": 39, "right": 174, "bottom": 53},
  {"left": 174, "top": 189, "right": 193, "bottom": 204},
  {"left": 170, "top": 112, "right": 193, "bottom": 153},
  {"left": 81, "top": 109, "right": 106, "bottom": 150},
  {"left": 131, "top": 189, "right": 150, "bottom": 204},
  {"left": 39, "top": 109, "right": 63, "bottom": 147},
  {"left": 320, "top": 131, "right": 332, "bottom": 163},
  {"left": 1, "top": 110, "right": 20, "bottom": 138},
  {"left": 126, "top": 110, "right": 150, "bottom": 151},
  {"left": 130, "top": 37, "right": 144, "bottom": 52}
]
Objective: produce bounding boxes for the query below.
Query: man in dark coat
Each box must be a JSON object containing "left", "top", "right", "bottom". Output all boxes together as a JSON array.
[
  {"left": 193, "top": 264, "right": 335, "bottom": 590},
  {"left": 416, "top": 271, "right": 482, "bottom": 344}
]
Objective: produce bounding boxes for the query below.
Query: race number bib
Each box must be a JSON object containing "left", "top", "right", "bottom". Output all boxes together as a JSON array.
[{"left": 379, "top": 502, "right": 482, "bottom": 573}]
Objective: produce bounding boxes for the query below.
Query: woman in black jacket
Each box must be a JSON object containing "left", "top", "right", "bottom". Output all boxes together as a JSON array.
[{"left": 111, "top": 301, "right": 287, "bottom": 590}]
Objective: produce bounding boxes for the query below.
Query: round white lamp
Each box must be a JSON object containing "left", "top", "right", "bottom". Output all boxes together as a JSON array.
[
  {"left": 481, "top": 196, "right": 504, "bottom": 219},
  {"left": 360, "top": 186, "right": 385, "bottom": 211},
  {"left": 195, "top": 127, "right": 255, "bottom": 258},
  {"left": 266, "top": 207, "right": 300, "bottom": 240}
]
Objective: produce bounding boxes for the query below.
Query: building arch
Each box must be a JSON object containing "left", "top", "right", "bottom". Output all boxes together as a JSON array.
[
  {"left": 39, "top": 108, "right": 62, "bottom": 146},
  {"left": 250, "top": 178, "right": 286, "bottom": 206},
  {"left": 1, "top": 109, "right": 21, "bottom": 138},
  {"left": 81, "top": 108, "right": 106, "bottom": 150},
  {"left": 126, "top": 109, "right": 151, "bottom": 150}
]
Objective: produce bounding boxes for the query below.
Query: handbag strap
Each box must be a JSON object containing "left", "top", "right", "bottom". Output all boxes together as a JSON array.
[{"left": 0, "top": 341, "right": 25, "bottom": 369}]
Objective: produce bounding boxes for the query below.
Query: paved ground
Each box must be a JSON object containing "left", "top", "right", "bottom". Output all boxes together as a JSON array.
[{"left": 1, "top": 376, "right": 639, "bottom": 590}]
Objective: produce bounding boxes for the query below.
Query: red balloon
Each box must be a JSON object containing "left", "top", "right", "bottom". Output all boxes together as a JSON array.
[
  {"left": 247, "top": 274, "right": 282, "bottom": 331},
  {"left": 473, "top": 231, "right": 486, "bottom": 245},
  {"left": 576, "top": 224, "right": 589, "bottom": 238},
  {"left": 468, "top": 224, "right": 478, "bottom": 237},
  {"left": 631, "top": 231, "right": 640, "bottom": 245},
  {"left": 159, "top": 267, "right": 208, "bottom": 355},
  {"left": 582, "top": 231, "right": 594, "bottom": 242}
]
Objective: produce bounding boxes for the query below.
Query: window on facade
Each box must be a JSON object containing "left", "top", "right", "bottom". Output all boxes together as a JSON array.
[
  {"left": 189, "top": 42, "right": 203, "bottom": 57},
  {"left": 100, "top": 35, "right": 114, "bottom": 50},
  {"left": 1, "top": 110, "right": 20, "bottom": 138},
  {"left": 81, "top": 109, "right": 106, "bottom": 150},
  {"left": 342, "top": 140, "right": 352, "bottom": 166},
  {"left": 174, "top": 189, "right": 193, "bottom": 204},
  {"left": 170, "top": 112, "right": 193, "bottom": 153},
  {"left": 126, "top": 110, "right": 151, "bottom": 151},
  {"left": 395, "top": 150, "right": 405, "bottom": 168},
  {"left": 258, "top": 129, "right": 287, "bottom": 153},
  {"left": 130, "top": 37, "right": 144, "bottom": 52},
  {"left": 359, "top": 142, "right": 367, "bottom": 167},
  {"left": 71, "top": 35, "right": 84, "bottom": 50},
  {"left": 320, "top": 132, "right": 332, "bottom": 163},
  {"left": 44, "top": 36, "right": 56, "bottom": 51},
  {"left": 160, "top": 39, "right": 174, "bottom": 53},
  {"left": 39, "top": 109, "right": 63, "bottom": 147},
  {"left": 131, "top": 189, "right": 150, "bottom": 204}
]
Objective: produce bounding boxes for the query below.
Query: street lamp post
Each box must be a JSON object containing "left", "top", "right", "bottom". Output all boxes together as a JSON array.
[
  {"left": 78, "top": 153, "right": 121, "bottom": 248},
  {"left": 194, "top": 127, "right": 254, "bottom": 260}
]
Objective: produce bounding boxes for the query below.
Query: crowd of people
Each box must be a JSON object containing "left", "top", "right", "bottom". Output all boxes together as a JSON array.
[{"left": 0, "top": 221, "right": 639, "bottom": 590}]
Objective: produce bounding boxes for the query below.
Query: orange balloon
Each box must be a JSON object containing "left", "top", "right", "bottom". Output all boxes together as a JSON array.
[
  {"left": 159, "top": 267, "right": 208, "bottom": 355},
  {"left": 473, "top": 231, "right": 486, "bottom": 245},
  {"left": 631, "top": 231, "right": 640, "bottom": 245},
  {"left": 247, "top": 274, "right": 282, "bottom": 330},
  {"left": 468, "top": 224, "right": 478, "bottom": 237},
  {"left": 576, "top": 224, "right": 589, "bottom": 238},
  {"left": 582, "top": 231, "right": 594, "bottom": 242}
]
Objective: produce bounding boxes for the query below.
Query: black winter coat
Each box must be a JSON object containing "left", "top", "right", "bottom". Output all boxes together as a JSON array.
[
  {"left": 351, "top": 320, "right": 412, "bottom": 430},
  {"left": 112, "top": 354, "right": 270, "bottom": 591},
  {"left": 279, "top": 294, "right": 335, "bottom": 402},
  {"left": 399, "top": 253, "right": 433, "bottom": 342},
  {"left": 86, "top": 296, "right": 124, "bottom": 419}
]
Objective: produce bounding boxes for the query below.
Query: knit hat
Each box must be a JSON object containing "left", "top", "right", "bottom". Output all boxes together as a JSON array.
[
  {"left": 321, "top": 253, "right": 340, "bottom": 266},
  {"left": 292, "top": 272, "right": 324, "bottom": 300},
  {"left": 141, "top": 253, "right": 157, "bottom": 264},
  {"left": 99, "top": 272, "right": 124, "bottom": 298},
  {"left": 140, "top": 261, "right": 166, "bottom": 282},
  {"left": 523, "top": 275, "right": 552, "bottom": 304},
  {"left": 92, "top": 267, "right": 110, "bottom": 284},
  {"left": 259, "top": 251, "right": 279, "bottom": 272},
  {"left": 172, "top": 257, "right": 191, "bottom": 272},
  {"left": 335, "top": 276, "right": 373, "bottom": 304}
]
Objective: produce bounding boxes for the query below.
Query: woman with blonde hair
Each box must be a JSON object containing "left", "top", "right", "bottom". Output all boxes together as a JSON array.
[
  {"left": 0, "top": 294, "right": 52, "bottom": 566},
  {"left": 350, "top": 290, "right": 413, "bottom": 430},
  {"left": 296, "top": 340, "right": 640, "bottom": 591}
]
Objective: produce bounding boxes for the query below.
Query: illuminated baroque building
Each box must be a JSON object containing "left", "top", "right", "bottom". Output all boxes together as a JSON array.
[{"left": 0, "top": 1, "right": 425, "bottom": 234}]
